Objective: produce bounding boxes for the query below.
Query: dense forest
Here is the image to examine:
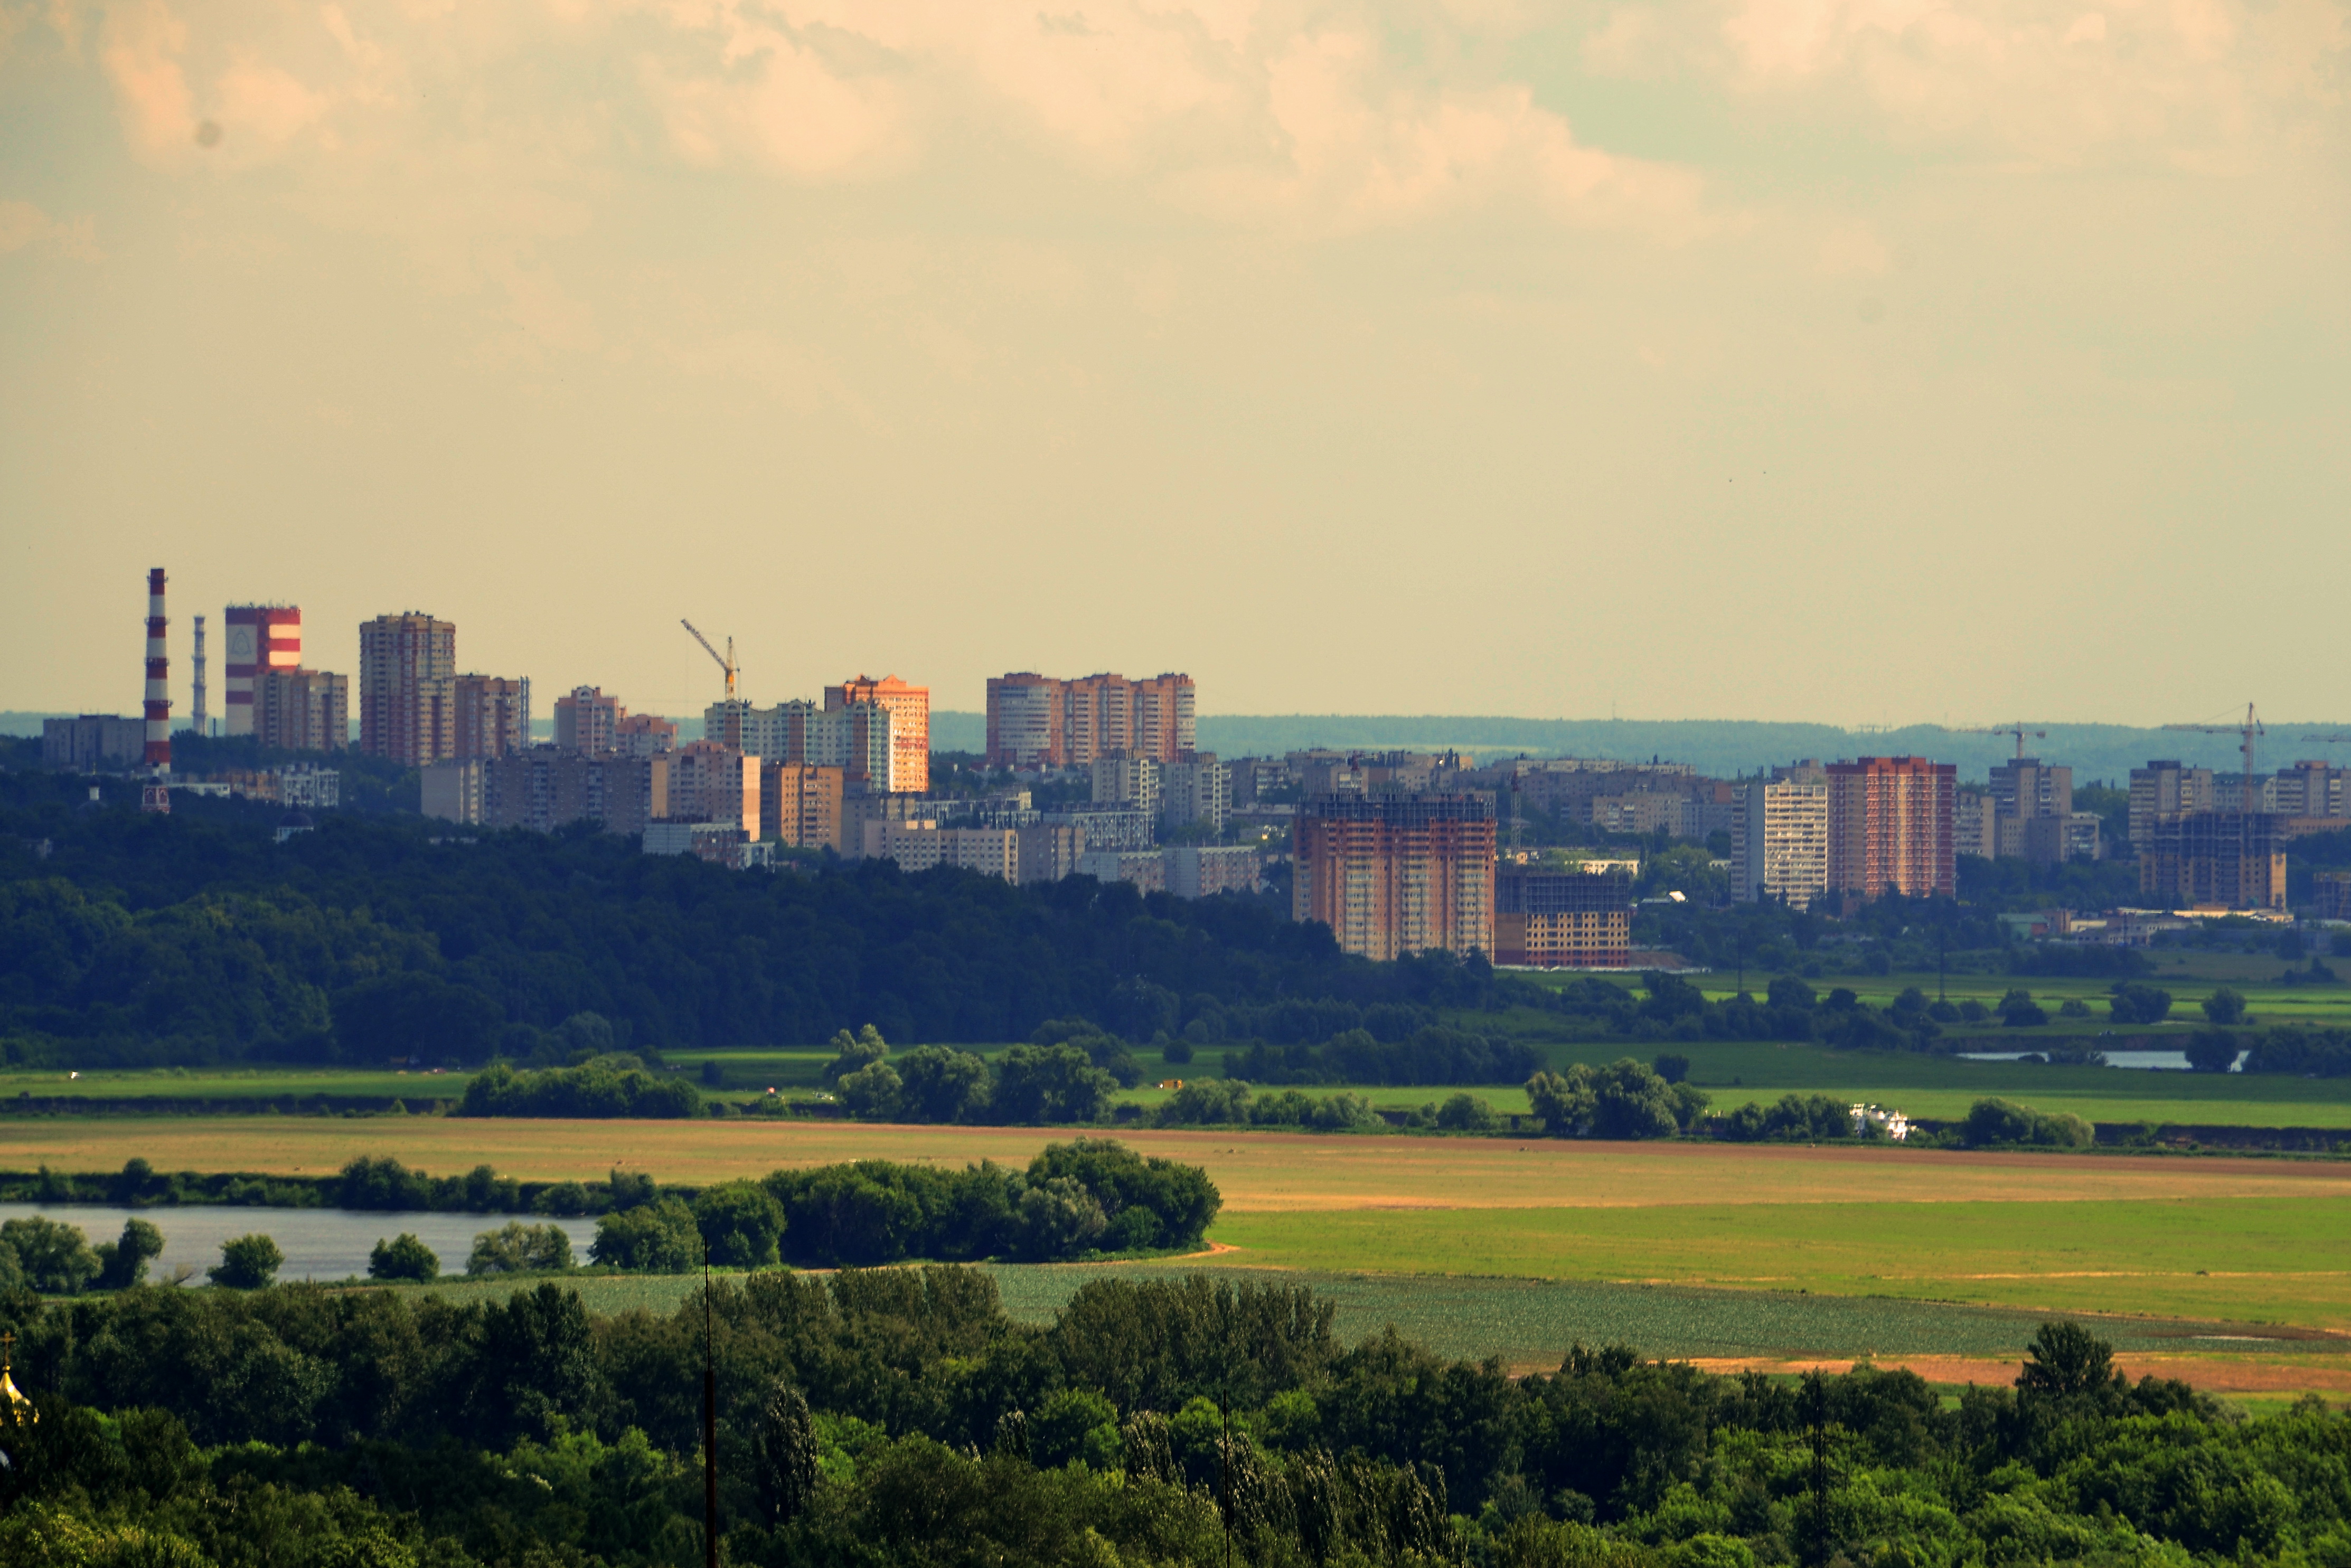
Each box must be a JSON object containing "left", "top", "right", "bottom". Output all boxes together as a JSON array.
[{"left": 3, "top": 1267, "right": 2343, "bottom": 1567}]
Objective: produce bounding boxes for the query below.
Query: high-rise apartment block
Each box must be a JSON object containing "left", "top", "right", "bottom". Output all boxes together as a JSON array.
[
  {"left": 984, "top": 672, "right": 1195, "bottom": 767},
  {"left": 826, "top": 675, "right": 928, "bottom": 793},
  {"left": 665, "top": 741, "right": 760, "bottom": 839},
  {"left": 454, "top": 675, "right": 530, "bottom": 760},
  {"left": 255, "top": 667, "right": 349, "bottom": 753},
  {"left": 716, "top": 698, "right": 896, "bottom": 790},
  {"left": 554, "top": 687, "right": 622, "bottom": 753},
  {"left": 359, "top": 613, "right": 457, "bottom": 765},
  {"left": 1092, "top": 754, "right": 1161, "bottom": 818},
  {"left": 763, "top": 762, "right": 847, "bottom": 852},
  {"left": 1826, "top": 757, "right": 1955, "bottom": 901},
  {"left": 615, "top": 713, "right": 678, "bottom": 755},
  {"left": 1160, "top": 754, "right": 1230, "bottom": 834},
  {"left": 2129, "top": 762, "right": 2216, "bottom": 854},
  {"left": 1292, "top": 794, "right": 1496, "bottom": 961},
  {"left": 1494, "top": 865, "right": 1633, "bottom": 968},
  {"left": 1734, "top": 766, "right": 1830, "bottom": 909},
  {"left": 223, "top": 605, "right": 301, "bottom": 737}
]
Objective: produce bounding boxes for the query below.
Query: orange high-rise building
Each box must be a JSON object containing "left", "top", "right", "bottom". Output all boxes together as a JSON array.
[
  {"left": 1827, "top": 756, "right": 1956, "bottom": 901},
  {"left": 359, "top": 613, "right": 457, "bottom": 765},
  {"left": 1292, "top": 794, "right": 1496, "bottom": 961},
  {"left": 825, "top": 674, "right": 927, "bottom": 793}
]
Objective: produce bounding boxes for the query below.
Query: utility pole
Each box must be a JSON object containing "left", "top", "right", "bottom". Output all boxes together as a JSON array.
[{"left": 703, "top": 1242, "right": 718, "bottom": 1568}]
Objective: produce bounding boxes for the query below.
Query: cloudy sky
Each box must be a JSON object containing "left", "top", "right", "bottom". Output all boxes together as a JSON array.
[{"left": 2, "top": 0, "right": 2344, "bottom": 725}]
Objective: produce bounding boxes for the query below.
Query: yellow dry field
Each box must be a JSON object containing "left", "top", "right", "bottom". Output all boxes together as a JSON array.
[{"left": 7, "top": 1117, "right": 2351, "bottom": 1210}]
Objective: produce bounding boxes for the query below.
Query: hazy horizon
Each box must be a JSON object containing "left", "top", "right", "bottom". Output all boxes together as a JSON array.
[{"left": 4, "top": 1, "right": 2344, "bottom": 723}]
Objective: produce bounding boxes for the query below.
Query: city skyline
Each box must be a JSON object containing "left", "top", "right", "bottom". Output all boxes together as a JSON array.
[{"left": 3, "top": 2, "right": 2345, "bottom": 725}]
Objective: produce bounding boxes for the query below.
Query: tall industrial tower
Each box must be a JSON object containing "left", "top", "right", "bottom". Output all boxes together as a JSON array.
[
  {"left": 191, "top": 615, "right": 209, "bottom": 735},
  {"left": 224, "top": 604, "right": 302, "bottom": 735},
  {"left": 142, "top": 568, "right": 172, "bottom": 814}
]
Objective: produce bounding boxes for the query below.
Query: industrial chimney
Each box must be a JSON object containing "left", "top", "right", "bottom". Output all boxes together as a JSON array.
[
  {"left": 192, "top": 613, "right": 208, "bottom": 736},
  {"left": 141, "top": 569, "right": 172, "bottom": 814}
]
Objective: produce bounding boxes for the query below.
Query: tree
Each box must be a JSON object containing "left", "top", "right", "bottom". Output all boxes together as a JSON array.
[
  {"left": 822, "top": 1024, "right": 889, "bottom": 1085},
  {"left": 369, "top": 1232, "right": 440, "bottom": 1281},
  {"left": 1525, "top": 1070, "right": 1595, "bottom": 1137},
  {"left": 93, "top": 1217, "right": 164, "bottom": 1290},
  {"left": 1997, "top": 989, "right": 2048, "bottom": 1028},
  {"left": 836, "top": 1061, "right": 905, "bottom": 1120},
  {"left": 2108, "top": 982, "right": 2173, "bottom": 1025},
  {"left": 693, "top": 1180, "right": 786, "bottom": 1268},
  {"left": 591, "top": 1198, "right": 700, "bottom": 1271},
  {"left": 1435, "top": 1093, "right": 1498, "bottom": 1130},
  {"left": 895, "top": 1046, "right": 992, "bottom": 1122},
  {"left": 2183, "top": 1028, "right": 2239, "bottom": 1073},
  {"left": 1652, "top": 1053, "right": 1691, "bottom": 1084},
  {"left": 993, "top": 1043, "right": 1116, "bottom": 1124},
  {"left": 1, "top": 1216, "right": 101, "bottom": 1294},
  {"left": 2203, "top": 988, "right": 2249, "bottom": 1026},
  {"left": 1013, "top": 1176, "right": 1108, "bottom": 1260},
  {"left": 756, "top": 1384, "right": 821, "bottom": 1527},
  {"left": 2017, "top": 1320, "right": 2118, "bottom": 1397},
  {"left": 467, "top": 1221, "right": 575, "bottom": 1274},
  {"left": 209, "top": 1233, "right": 284, "bottom": 1289}
]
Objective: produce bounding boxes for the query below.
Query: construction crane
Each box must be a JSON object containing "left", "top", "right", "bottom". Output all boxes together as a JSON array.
[
  {"left": 1948, "top": 723, "right": 2047, "bottom": 761},
  {"left": 680, "top": 619, "right": 736, "bottom": 699},
  {"left": 2300, "top": 735, "right": 2351, "bottom": 744},
  {"left": 2164, "top": 703, "right": 2263, "bottom": 786}
]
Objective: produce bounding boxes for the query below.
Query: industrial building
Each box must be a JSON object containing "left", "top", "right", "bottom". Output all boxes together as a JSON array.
[{"left": 222, "top": 604, "right": 300, "bottom": 737}]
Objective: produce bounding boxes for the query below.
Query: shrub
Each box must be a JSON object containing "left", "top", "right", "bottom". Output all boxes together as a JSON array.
[
  {"left": 209, "top": 1233, "right": 284, "bottom": 1289},
  {"left": 369, "top": 1232, "right": 440, "bottom": 1281}
]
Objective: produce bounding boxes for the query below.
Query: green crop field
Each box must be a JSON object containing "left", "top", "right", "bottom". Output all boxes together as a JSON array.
[{"left": 1207, "top": 1197, "right": 2351, "bottom": 1329}]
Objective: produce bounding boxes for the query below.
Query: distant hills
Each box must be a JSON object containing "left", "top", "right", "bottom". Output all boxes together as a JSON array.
[{"left": 14, "top": 710, "right": 2337, "bottom": 786}]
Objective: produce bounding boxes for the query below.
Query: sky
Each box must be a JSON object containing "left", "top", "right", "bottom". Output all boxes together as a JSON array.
[{"left": 2, "top": 0, "right": 2346, "bottom": 727}]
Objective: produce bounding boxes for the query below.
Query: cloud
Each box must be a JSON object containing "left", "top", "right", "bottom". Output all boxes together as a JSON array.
[{"left": 0, "top": 199, "right": 100, "bottom": 259}]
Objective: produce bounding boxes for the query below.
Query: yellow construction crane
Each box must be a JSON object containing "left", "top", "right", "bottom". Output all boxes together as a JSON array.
[
  {"left": 680, "top": 618, "right": 736, "bottom": 699},
  {"left": 2164, "top": 703, "right": 2262, "bottom": 784},
  {"left": 1947, "top": 723, "right": 2046, "bottom": 761}
]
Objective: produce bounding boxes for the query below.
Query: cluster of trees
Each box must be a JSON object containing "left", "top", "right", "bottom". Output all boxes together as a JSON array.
[
  {"left": 1524, "top": 1059, "right": 1709, "bottom": 1139},
  {"left": 0, "top": 787, "right": 1578, "bottom": 1068},
  {"left": 1220, "top": 1025, "right": 1542, "bottom": 1087},
  {"left": 1959, "top": 1098, "right": 2099, "bottom": 1148},
  {"left": 2244, "top": 1025, "right": 2351, "bottom": 1076},
  {"left": 458, "top": 1055, "right": 703, "bottom": 1118},
  {"left": 1150, "top": 1081, "right": 1383, "bottom": 1130},
  {"left": 4, "top": 1266, "right": 2343, "bottom": 1568},
  {"left": 820, "top": 1025, "right": 1132, "bottom": 1126}
]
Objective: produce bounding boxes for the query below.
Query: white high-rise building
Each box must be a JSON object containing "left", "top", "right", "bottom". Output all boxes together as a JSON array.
[{"left": 1734, "top": 767, "right": 1830, "bottom": 909}]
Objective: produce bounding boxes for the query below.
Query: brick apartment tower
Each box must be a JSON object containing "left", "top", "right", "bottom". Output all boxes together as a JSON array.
[
  {"left": 359, "top": 613, "right": 458, "bottom": 765},
  {"left": 453, "top": 674, "right": 531, "bottom": 760},
  {"left": 985, "top": 672, "right": 1196, "bottom": 767},
  {"left": 1827, "top": 756, "right": 1956, "bottom": 901},
  {"left": 826, "top": 675, "right": 928, "bottom": 793},
  {"left": 1292, "top": 794, "right": 1496, "bottom": 961}
]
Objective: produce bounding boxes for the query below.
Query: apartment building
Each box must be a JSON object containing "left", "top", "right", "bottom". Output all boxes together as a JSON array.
[
  {"left": 762, "top": 762, "right": 847, "bottom": 853},
  {"left": 1292, "top": 793, "right": 1496, "bottom": 962},
  {"left": 1954, "top": 790, "right": 1997, "bottom": 862},
  {"left": 1494, "top": 865, "right": 1634, "bottom": 968},
  {"left": 41, "top": 715, "right": 146, "bottom": 770},
  {"left": 454, "top": 674, "right": 530, "bottom": 761},
  {"left": 1078, "top": 848, "right": 1167, "bottom": 894},
  {"left": 359, "top": 613, "right": 457, "bottom": 765},
  {"left": 427, "top": 751, "right": 673, "bottom": 837},
  {"left": 1160, "top": 754, "right": 1230, "bottom": 834},
  {"left": 255, "top": 667, "right": 349, "bottom": 753},
  {"left": 666, "top": 741, "right": 759, "bottom": 839},
  {"left": 614, "top": 713, "right": 677, "bottom": 756},
  {"left": 1733, "top": 767, "right": 1830, "bottom": 909},
  {"left": 1164, "top": 845, "right": 1262, "bottom": 899},
  {"left": 719, "top": 698, "right": 897, "bottom": 791},
  {"left": 553, "top": 687, "right": 622, "bottom": 753},
  {"left": 1092, "top": 753, "right": 1161, "bottom": 818},
  {"left": 983, "top": 672, "right": 1195, "bottom": 767},
  {"left": 1826, "top": 757, "right": 1956, "bottom": 901},
  {"left": 826, "top": 675, "right": 928, "bottom": 793}
]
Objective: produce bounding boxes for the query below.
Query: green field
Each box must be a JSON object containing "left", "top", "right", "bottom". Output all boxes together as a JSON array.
[
  {"left": 1207, "top": 1197, "right": 2351, "bottom": 1328},
  {"left": 390, "top": 1262, "right": 2343, "bottom": 1369}
]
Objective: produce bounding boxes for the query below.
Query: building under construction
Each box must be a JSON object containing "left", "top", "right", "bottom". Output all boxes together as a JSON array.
[
  {"left": 2140, "top": 813, "right": 2287, "bottom": 910},
  {"left": 1494, "top": 864, "right": 1633, "bottom": 968}
]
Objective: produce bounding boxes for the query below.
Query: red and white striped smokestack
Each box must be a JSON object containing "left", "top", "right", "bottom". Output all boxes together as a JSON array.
[{"left": 144, "top": 568, "right": 172, "bottom": 773}]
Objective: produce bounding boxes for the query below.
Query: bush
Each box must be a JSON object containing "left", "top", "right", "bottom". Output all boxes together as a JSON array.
[
  {"left": 209, "top": 1233, "right": 284, "bottom": 1289},
  {"left": 466, "top": 1221, "right": 575, "bottom": 1275},
  {"left": 369, "top": 1232, "right": 440, "bottom": 1281},
  {"left": 1961, "top": 1098, "right": 2095, "bottom": 1149}
]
